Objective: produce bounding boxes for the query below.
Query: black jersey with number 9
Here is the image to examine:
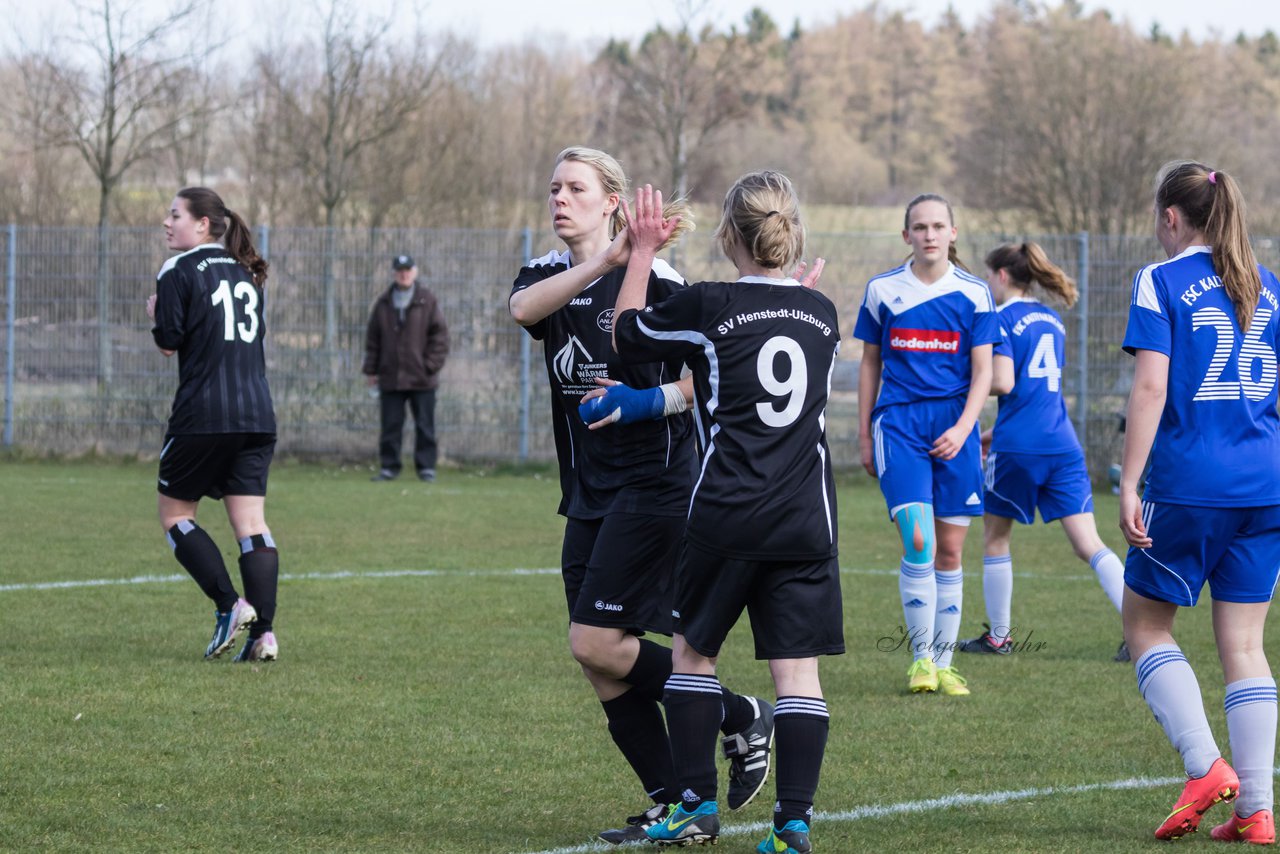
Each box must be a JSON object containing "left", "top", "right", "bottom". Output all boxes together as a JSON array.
[
  {"left": 152, "top": 244, "right": 275, "bottom": 435},
  {"left": 615, "top": 277, "right": 840, "bottom": 560}
]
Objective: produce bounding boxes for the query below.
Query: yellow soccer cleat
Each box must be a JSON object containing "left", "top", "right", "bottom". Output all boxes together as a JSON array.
[
  {"left": 907, "top": 658, "right": 938, "bottom": 693},
  {"left": 937, "top": 666, "right": 971, "bottom": 696}
]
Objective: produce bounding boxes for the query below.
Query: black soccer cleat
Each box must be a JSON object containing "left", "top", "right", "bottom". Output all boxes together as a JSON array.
[
  {"left": 598, "top": 802, "right": 669, "bottom": 845},
  {"left": 724, "top": 696, "right": 775, "bottom": 810},
  {"left": 1114, "top": 639, "right": 1132, "bottom": 663},
  {"left": 958, "top": 623, "right": 1013, "bottom": 656}
]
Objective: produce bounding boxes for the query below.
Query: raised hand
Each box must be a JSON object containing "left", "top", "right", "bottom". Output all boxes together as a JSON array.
[
  {"left": 794, "top": 257, "right": 826, "bottom": 289},
  {"left": 622, "top": 184, "right": 681, "bottom": 258}
]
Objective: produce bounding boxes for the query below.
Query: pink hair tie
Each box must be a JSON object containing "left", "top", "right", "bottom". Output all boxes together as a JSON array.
[{"left": 1208, "top": 171, "right": 1218, "bottom": 185}]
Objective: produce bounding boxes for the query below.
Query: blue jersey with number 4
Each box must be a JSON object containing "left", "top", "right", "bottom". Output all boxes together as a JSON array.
[
  {"left": 1123, "top": 245, "right": 1280, "bottom": 507},
  {"left": 991, "top": 298, "right": 1080, "bottom": 455}
]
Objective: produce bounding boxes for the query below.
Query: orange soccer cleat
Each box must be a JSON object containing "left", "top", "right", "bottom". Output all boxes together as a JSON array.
[
  {"left": 1211, "top": 808, "right": 1275, "bottom": 845},
  {"left": 1155, "top": 757, "right": 1240, "bottom": 840}
]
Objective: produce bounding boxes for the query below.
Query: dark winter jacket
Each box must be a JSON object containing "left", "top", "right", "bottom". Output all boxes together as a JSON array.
[{"left": 362, "top": 282, "right": 450, "bottom": 391}]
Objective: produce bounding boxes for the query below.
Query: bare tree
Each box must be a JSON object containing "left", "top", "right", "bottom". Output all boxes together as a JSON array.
[
  {"left": 960, "top": 4, "right": 1193, "bottom": 234},
  {"left": 596, "top": 4, "right": 775, "bottom": 199},
  {"left": 17, "top": 0, "right": 209, "bottom": 386},
  {"left": 257, "top": 0, "right": 455, "bottom": 359}
]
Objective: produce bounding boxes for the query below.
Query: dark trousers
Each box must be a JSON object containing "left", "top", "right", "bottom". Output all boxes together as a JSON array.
[{"left": 379, "top": 389, "right": 437, "bottom": 474}]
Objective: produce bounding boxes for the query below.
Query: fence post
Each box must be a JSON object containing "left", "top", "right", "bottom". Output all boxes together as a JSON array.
[
  {"left": 258, "top": 223, "right": 270, "bottom": 260},
  {"left": 1076, "top": 231, "right": 1090, "bottom": 454},
  {"left": 518, "top": 227, "right": 532, "bottom": 462},
  {"left": 4, "top": 224, "right": 14, "bottom": 446}
]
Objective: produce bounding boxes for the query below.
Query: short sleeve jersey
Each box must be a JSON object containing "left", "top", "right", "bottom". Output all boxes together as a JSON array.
[
  {"left": 853, "top": 262, "right": 1000, "bottom": 411},
  {"left": 615, "top": 277, "right": 841, "bottom": 561},
  {"left": 511, "top": 250, "right": 696, "bottom": 519},
  {"left": 990, "top": 297, "right": 1081, "bottom": 455},
  {"left": 1123, "top": 246, "right": 1280, "bottom": 507},
  {"left": 152, "top": 244, "right": 275, "bottom": 435}
]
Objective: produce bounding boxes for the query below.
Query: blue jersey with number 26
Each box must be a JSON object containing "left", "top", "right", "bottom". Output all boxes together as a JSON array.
[{"left": 1123, "top": 245, "right": 1280, "bottom": 507}]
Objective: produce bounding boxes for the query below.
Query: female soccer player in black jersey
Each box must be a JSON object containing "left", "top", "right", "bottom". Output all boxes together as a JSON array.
[
  {"left": 509, "top": 147, "right": 775, "bottom": 844},
  {"left": 615, "top": 173, "right": 841, "bottom": 853},
  {"left": 147, "top": 187, "right": 280, "bottom": 663}
]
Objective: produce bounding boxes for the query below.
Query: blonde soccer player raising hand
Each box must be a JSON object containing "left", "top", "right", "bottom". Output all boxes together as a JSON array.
[
  {"left": 509, "top": 147, "right": 775, "bottom": 845},
  {"left": 614, "top": 173, "right": 841, "bottom": 854}
]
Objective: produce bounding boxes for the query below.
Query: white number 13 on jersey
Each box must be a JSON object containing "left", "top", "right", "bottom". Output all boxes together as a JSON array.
[
  {"left": 211, "top": 279, "right": 261, "bottom": 343},
  {"left": 756, "top": 336, "right": 807, "bottom": 427}
]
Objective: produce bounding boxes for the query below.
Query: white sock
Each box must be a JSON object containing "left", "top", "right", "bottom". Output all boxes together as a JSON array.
[
  {"left": 933, "top": 568, "right": 963, "bottom": 669},
  {"left": 1135, "top": 644, "right": 1220, "bottom": 777},
  {"left": 1225, "top": 677, "right": 1277, "bottom": 816},
  {"left": 899, "top": 559, "right": 935, "bottom": 662},
  {"left": 1089, "top": 548, "right": 1125, "bottom": 613},
  {"left": 982, "top": 554, "right": 1013, "bottom": 642}
]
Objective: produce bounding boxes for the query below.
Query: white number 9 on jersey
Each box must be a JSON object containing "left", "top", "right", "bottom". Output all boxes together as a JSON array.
[
  {"left": 211, "top": 279, "right": 261, "bottom": 343},
  {"left": 756, "top": 335, "right": 807, "bottom": 427}
]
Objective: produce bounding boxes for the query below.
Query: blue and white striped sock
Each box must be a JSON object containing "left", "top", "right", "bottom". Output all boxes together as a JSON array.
[
  {"left": 982, "top": 554, "right": 1013, "bottom": 642},
  {"left": 1225, "top": 677, "right": 1277, "bottom": 816},
  {"left": 933, "top": 568, "right": 963, "bottom": 669},
  {"left": 1135, "top": 643, "right": 1220, "bottom": 777},
  {"left": 899, "top": 559, "right": 935, "bottom": 662}
]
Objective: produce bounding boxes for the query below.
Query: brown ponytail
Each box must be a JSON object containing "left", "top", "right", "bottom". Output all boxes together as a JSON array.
[
  {"left": 985, "top": 241, "right": 1078, "bottom": 308},
  {"left": 1155, "top": 161, "right": 1260, "bottom": 330},
  {"left": 176, "top": 187, "right": 269, "bottom": 287}
]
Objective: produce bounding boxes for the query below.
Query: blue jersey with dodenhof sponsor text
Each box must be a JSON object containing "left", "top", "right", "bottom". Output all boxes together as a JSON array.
[
  {"left": 853, "top": 262, "right": 1000, "bottom": 412},
  {"left": 1123, "top": 245, "right": 1280, "bottom": 507}
]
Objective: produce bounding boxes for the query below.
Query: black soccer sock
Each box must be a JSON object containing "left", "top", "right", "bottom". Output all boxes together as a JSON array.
[
  {"left": 773, "top": 696, "right": 829, "bottom": 829},
  {"left": 167, "top": 520, "right": 237, "bottom": 612},
  {"left": 719, "top": 686, "right": 755, "bottom": 735},
  {"left": 662, "top": 674, "right": 723, "bottom": 806},
  {"left": 238, "top": 533, "right": 278, "bottom": 636},
  {"left": 624, "top": 638, "right": 674, "bottom": 702},
  {"left": 601, "top": 689, "right": 677, "bottom": 805}
]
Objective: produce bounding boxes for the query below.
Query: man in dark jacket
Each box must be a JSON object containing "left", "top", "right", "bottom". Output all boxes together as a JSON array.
[{"left": 363, "top": 254, "right": 450, "bottom": 481}]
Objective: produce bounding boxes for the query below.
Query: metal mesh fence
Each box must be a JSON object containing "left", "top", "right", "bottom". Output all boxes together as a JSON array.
[{"left": 3, "top": 224, "right": 1276, "bottom": 479}]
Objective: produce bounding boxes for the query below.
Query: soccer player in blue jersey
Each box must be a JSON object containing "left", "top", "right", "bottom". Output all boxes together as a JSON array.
[
  {"left": 614, "top": 172, "right": 841, "bottom": 854},
  {"left": 147, "top": 187, "right": 280, "bottom": 663},
  {"left": 855, "top": 194, "right": 999, "bottom": 696},
  {"left": 1120, "top": 161, "right": 1280, "bottom": 844},
  {"left": 508, "top": 147, "right": 775, "bottom": 845},
  {"left": 957, "top": 242, "right": 1127, "bottom": 660}
]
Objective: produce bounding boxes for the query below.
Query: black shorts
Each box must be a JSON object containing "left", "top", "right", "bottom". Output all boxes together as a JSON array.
[
  {"left": 675, "top": 540, "right": 845, "bottom": 660},
  {"left": 561, "top": 513, "right": 683, "bottom": 635},
  {"left": 157, "top": 433, "right": 276, "bottom": 501}
]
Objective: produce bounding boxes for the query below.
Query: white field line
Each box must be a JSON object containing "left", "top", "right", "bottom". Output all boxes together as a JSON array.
[
  {"left": 0, "top": 566, "right": 1098, "bottom": 594},
  {"left": 519, "top": 774, "right": 1188, "bottom": 854}
]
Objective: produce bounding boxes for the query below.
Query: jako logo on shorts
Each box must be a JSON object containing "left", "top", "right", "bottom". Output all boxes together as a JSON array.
[
  {"left": 889, "top": 328, "right": 960, "bottom": 353},
  {"left": 595, "top": 600, "right": 623, "bottom": 612}
]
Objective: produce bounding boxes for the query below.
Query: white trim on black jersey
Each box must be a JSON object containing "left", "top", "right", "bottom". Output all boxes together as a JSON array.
[{"left": 157, "top": 242, "right": 227, "bottom": 280}]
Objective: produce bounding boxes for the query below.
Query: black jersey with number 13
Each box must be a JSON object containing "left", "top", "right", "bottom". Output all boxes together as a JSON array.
[
  {"left": 615, "top": 278, "right": 840, "bottom": 560},
  {"left": 152, "top": 244, "right": 275, "bottom": 435}
]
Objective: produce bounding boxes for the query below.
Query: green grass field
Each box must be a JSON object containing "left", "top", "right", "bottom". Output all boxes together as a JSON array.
[{"left": 0, "top": 458, "right": 1265, "bottom": 852}]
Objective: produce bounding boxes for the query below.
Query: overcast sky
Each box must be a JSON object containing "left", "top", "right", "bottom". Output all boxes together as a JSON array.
[{"left": 4, "top": 0, "right": 1271, "bottom": 54}]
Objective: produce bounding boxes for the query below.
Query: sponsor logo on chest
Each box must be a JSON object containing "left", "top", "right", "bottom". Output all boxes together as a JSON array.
[{"left": 889, "top": 327, "right": 960, "bottom": 354}]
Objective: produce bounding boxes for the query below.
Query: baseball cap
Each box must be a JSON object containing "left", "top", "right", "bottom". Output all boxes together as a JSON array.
[{"left": 392, "top": 254, "right": 415, "bottom": 270}]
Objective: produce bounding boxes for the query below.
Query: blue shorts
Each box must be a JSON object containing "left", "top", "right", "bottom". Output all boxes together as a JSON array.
[
  {"left": 871, "top": 399, "right": 984, "bottom": 518},
  {"left": 984, "top": 449, "right": 1094, "bottom": 524},
  {"left": 1125, "top": 501, "right": 1280, "bottom": 606}
]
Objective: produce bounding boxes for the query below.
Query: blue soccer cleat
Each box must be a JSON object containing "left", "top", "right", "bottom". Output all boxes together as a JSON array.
[
  {"left": 205, "top": 597, "right": 257, "bottom": 659},
  {"left": 757, "top": 819, "right": 811, "bottom": 853},
  {"left": 233, "top": 630, "right": 278, "bottom": 663},
  {"left": 645, "top": 800, "right": 719, "bottom": 846}
]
